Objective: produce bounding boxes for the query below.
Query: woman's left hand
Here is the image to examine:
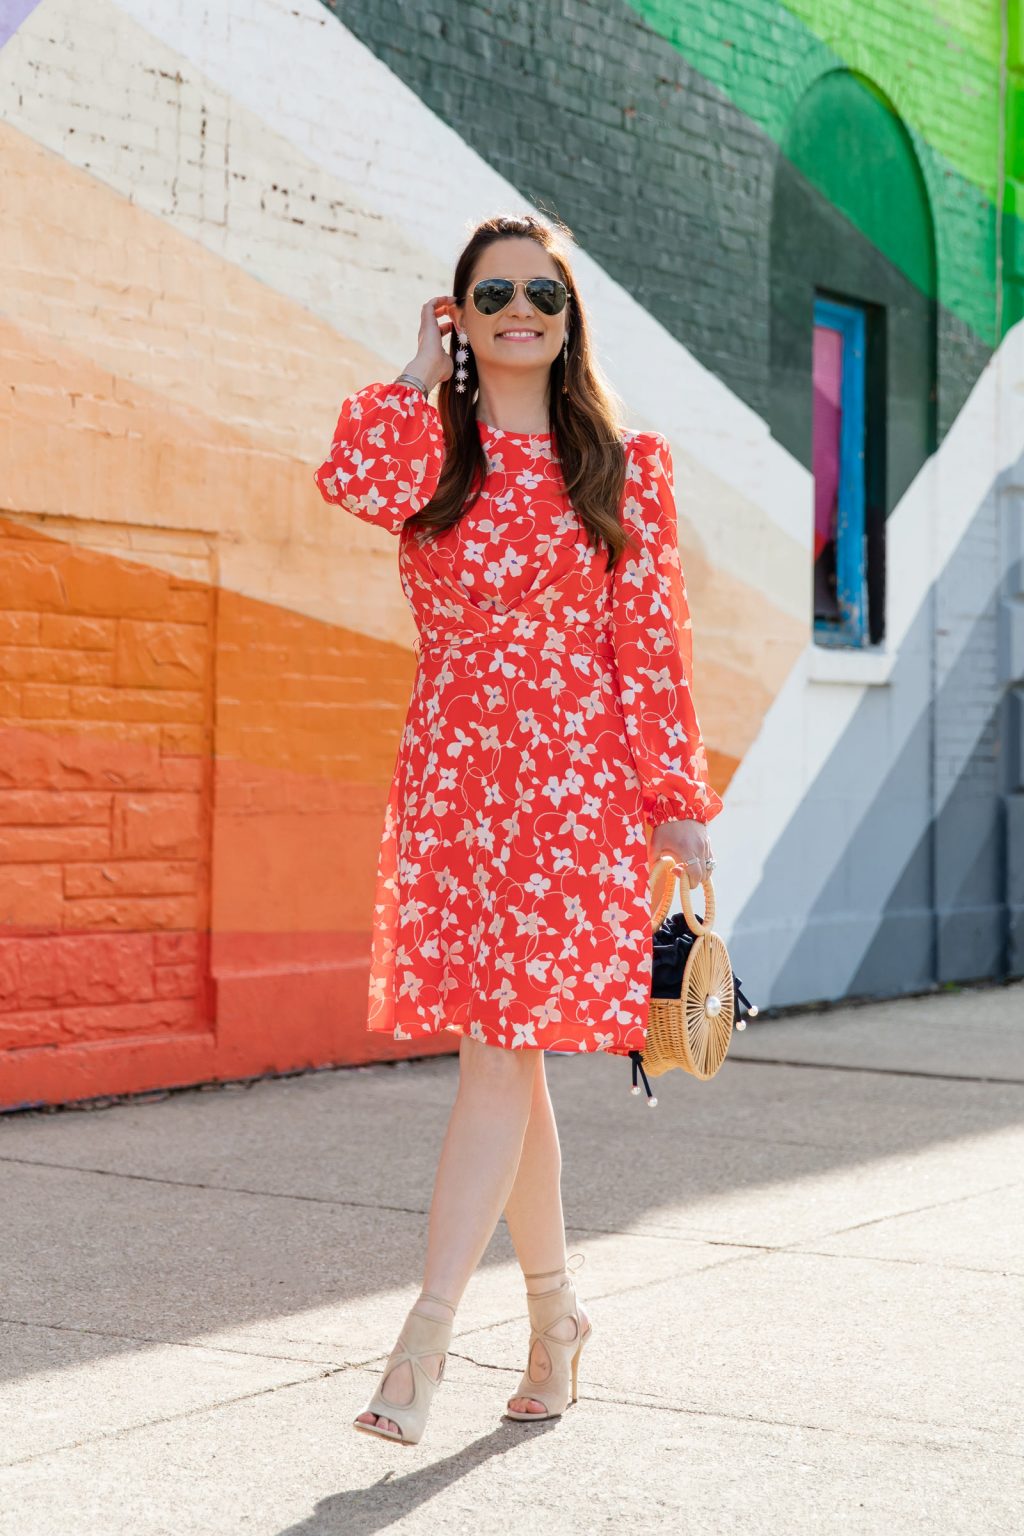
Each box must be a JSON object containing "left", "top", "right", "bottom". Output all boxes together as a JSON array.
[{"left": 650, "top": 818, "right": 715, "bottom": 889}]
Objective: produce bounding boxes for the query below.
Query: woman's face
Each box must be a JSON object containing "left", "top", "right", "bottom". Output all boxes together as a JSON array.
[{"left": 456, "top": 238, "right": 570, "bottom": 380}]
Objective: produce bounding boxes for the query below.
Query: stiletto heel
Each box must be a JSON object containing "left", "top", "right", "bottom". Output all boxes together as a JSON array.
[
  {"left": 353, "top": 1290, "right": 456, "bottom": 1446},
  {"left": 505, "top": 1261, "right": 592, "bottom": 1422},
  {"left": 570, "top": 1337, "right": 582, "bottom": 1403}
]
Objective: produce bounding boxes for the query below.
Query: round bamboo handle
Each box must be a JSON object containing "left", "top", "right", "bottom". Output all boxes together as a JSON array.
[{"left": 649, "top": 851, "right": 716, "bottom": 933}]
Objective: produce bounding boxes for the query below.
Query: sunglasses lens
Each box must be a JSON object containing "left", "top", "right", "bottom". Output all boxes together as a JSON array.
[
  {"left": 473, "top": 279, "right": 516, "bottom": 315},
  {"left": 525, "top": 279, "right": 567, "bottom": 315}
]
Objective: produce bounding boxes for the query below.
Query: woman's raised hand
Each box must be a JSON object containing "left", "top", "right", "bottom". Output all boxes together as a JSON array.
[{"left": 399, "top": 296, "right": 459, "bottom": 394}]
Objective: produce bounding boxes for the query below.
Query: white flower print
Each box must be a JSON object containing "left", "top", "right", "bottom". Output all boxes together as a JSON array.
[
  {"left": 567, "top": 738, "right": 598, "bottom": 768},
  {"left": 583, "top": 961, "right": 607, "bottom": 992},
  {"left": 313, "top": 384, "right": 722, "bottom": 1056},
  {"left": 602, "top": 995, "right": 635, "bottom": 1026},
  {"left": 510, "top": 906, "right": 545, "bottom": 938},
  {"left": 610, "top": 854, "right": 635, "bottom": 887},
  {"left": 516, "top": 467, "right": 545, "bottom": 491},
  {"left": 485, "top": 648, "right": 519, "bottom": 678},
  {"left": 398, "top": 970, "right": 425, "bottom": 1001},
  {"left": 542, "top": 774, "right": 573, "bottom": 808},
  {"left": 602, "top": 897, "right": 631, "bottom": 926},
  {"left": 640, "top": 664, "right": 676, "bottom": 695},
  {"left": 592, "top": 851, "right": 616, "bottom": 882},
  {"left": 446, "top": 727, "right": 474, "bottom": 758},
  {"left": 475, "top": 721, "right": 502, "bottom": 752},
  {"left": 492, "top": 976, "right": 516, "bottom": 1008},
  {"left": 559, "top": 809, "right": 590, "bottom": 841},
  {"left": 605, "top": 953, "right": 632, "bottom": 985}
]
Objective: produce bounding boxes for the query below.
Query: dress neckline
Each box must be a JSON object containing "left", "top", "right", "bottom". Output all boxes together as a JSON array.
[{"left": 475, "top": 418, "right": 552, "bottom": 443}]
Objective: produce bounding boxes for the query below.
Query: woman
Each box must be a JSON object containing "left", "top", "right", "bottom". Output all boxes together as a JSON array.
[{"left": 314, "top": 212, "right": 723, "bottom": 1445}]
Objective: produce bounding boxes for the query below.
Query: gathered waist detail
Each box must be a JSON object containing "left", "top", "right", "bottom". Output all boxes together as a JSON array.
[{"left": 413, "top": 625, "right": 616, "bottom": 667}]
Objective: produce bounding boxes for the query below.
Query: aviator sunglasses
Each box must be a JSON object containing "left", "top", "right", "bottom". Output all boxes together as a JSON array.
[{"left": 467, "top": 276, "right": 569, "bottom": 317}]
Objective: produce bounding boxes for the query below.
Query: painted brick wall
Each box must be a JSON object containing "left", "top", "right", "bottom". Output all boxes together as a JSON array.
[
  {"left": 0, "top": 523, "right": 214, "bottom": 1054},
  {"left": 0, "top": 0, "right": 1016, "bottom": 1106},
  {"left": 333, "top": 0, "right": 1003, "bottom": 436}
]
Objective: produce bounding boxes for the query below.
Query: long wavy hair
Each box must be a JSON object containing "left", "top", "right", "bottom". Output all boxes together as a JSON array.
[{"left": 406, "top": 213, "right": 634, "bottom": 570}]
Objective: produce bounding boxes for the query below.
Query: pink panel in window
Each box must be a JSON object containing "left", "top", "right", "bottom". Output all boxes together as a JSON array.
[{"left": 812, "top": 324, "right": 843, "bottom": 562}]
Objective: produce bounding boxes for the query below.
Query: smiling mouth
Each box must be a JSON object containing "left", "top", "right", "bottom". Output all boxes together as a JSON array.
[{"left": 496, "top": 331, "right": 542, "bottom": 341}]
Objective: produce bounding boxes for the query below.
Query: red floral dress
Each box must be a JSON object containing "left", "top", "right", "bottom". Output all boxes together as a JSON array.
[{"left": 314, "top": 380, "right": 723, "bottom": 1055}]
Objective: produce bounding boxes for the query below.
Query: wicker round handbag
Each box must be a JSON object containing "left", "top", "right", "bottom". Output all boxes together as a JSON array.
[{"left": 627, "top": 852, "right": 758, "bottom": 1106}]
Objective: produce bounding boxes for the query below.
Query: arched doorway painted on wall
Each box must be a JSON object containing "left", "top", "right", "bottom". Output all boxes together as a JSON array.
[{"left": 768, "top": 68, "right": 937, "bottom": 648}]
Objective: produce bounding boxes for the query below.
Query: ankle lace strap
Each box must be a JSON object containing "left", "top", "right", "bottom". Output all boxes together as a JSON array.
[
  {"left": 416, "top": 1289, "right": 457, "bottom": 1313},
  {"left": 523, "top": 1251, "right": 585, "bottom": 1282}
]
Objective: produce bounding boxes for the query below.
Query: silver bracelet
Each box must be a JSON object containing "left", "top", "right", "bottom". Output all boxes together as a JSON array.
[{"left": 395, "top": 371, "right": 429, "bottom": 397}]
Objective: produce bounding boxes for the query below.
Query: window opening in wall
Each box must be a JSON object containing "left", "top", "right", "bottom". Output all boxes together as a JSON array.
[{"left": 812, "top": 294, "right": 871, "bottom": 647}]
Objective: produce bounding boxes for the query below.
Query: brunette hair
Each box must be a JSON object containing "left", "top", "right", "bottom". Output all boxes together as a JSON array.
[{"left": 406, "top": 212, "right": 633, "bottom": 570}]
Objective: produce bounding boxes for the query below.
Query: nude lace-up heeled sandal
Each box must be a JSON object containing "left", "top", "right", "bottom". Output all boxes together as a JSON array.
[
  {"left": 505, "top": 1262, "right": 593, "bottom": 1422},
  {"left": 353, "top": 1291, "right": 456, "bottom": 1446}
]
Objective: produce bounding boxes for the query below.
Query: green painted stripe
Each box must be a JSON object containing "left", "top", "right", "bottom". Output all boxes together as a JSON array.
[
  {"left": 629, "top": 0, "right": 1005, "bottom": 342},
  {"left": 633, "top": 0, "right": 1001, "bottom": 198}
]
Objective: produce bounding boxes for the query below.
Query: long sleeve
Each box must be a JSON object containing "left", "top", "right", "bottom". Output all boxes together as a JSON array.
[
  {"left": 313, "top": 379, "right": 446, "bottom": 534},
  {"left": 610, "top": 431, "right": 724, "bottom": 828}
]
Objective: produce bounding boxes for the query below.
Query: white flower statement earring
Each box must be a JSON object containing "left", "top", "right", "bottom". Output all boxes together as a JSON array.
[{"left": 455, "top": 330, "right": 470, "bottom": 394}]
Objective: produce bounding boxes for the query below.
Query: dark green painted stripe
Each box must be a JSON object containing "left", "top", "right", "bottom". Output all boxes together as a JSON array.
[
  {"left": 325, "top": 0, "right": 991, "bottom": 440},
  {"left": 627, "top": 0, "right": 1005, "bottom": 344}
]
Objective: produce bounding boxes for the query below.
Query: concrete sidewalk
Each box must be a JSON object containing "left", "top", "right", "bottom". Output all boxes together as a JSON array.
[{"left": 1, "top": 983, "right": 1022, "bottom": 1535}]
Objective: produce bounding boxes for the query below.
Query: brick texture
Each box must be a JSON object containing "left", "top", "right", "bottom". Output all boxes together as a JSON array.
[{"left": 0, "top": 524, "right": 214, "bottom": 1052}]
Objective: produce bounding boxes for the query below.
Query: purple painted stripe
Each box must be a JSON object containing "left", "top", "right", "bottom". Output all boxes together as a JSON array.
[{"left": 0, "top": 0, "right": 44, "bottom": 50}]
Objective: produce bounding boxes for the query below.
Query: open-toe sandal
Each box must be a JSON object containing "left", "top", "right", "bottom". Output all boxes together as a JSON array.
[
  {"left": 353, "top": 1291, "right": 456, "bottom": 1446},
  {"left": 505, "top": 1265, "right": 592, "bottom": 1422}
]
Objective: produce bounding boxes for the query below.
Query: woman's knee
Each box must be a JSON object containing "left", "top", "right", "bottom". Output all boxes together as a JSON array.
[{"left": 458, "top": 1034, "right": 539, "bottom": 1099}]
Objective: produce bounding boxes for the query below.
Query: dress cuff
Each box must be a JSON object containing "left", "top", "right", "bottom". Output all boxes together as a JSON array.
[{"left": 644, "top": 796, "right": 706, "bottom": 829}]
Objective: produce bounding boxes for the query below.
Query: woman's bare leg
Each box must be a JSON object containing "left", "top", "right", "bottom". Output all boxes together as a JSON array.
[
  {"left": 357, "top": 1033, "right": 541, "bottom": 1433},
  {"left": 501, "top": 1054, "right": 590, "bottom": 1415},
  {"left": 502, "top": 1054, "right": 566, "bottom": 1270}
]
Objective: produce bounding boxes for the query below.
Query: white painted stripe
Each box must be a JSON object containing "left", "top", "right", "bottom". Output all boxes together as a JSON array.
[
  {"left": 713, "top": 321, "right": 1024, "bottom": 978},
  {"left": 104, "top": 0, "right": 813, "bottom": 606},
  {"left": 0, "top": 0, "right": 809, "bottom": 622},
  {"left": 0, "top": 0, "right": 432, "bottom": 441}
]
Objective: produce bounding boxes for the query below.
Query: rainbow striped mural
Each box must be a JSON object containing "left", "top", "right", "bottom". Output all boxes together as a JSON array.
[{"left": 1, "top": 0, "right": 1021, "bottom": 1108}]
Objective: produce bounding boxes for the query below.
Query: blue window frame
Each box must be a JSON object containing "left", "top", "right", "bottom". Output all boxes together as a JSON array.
[{"left": 812, "top": 297, "right": 867, "bottom": 646}]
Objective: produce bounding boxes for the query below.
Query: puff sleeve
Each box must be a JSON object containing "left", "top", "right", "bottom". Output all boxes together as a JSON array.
[
  {"left": 313, "top": 379, "right": 446, "bottom": 534},
  {"left": 610, "top": 431, "right": 724, "bottom": 828}
]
